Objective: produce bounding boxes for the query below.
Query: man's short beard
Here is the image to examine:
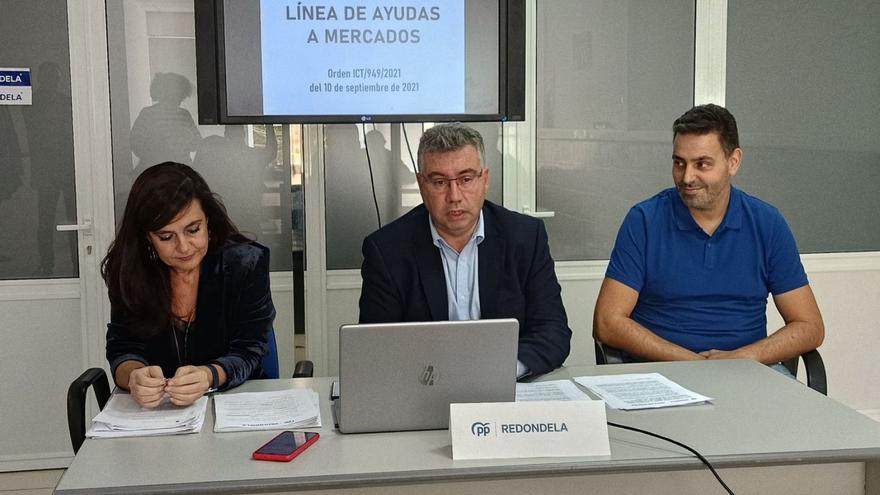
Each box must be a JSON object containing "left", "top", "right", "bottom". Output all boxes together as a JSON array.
[{"left": 677, "top": 184, "right": 721, "bottom": 210}]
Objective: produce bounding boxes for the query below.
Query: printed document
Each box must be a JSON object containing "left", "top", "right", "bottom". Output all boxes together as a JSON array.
[
  {"left": 88, "top": 394, "right": 208, "bottom": 438},
  {"left": 573, "top": 373, "right": 712, "bottom": 410},
  {"left": 213, "top": 388, "right": 321, "bottom": 432},
  {"left": 515, "top": 380, "right": 591, "bottom": 402}
]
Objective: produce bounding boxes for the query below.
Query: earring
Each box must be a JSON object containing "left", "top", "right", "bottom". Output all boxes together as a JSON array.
[{"left": 147, "top": 244, "right": 157, "bottom": 261}]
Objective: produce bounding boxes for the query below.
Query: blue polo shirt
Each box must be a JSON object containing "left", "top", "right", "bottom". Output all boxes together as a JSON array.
[{"left": 606, "top": 186, "right": 808, "bottom": 352}]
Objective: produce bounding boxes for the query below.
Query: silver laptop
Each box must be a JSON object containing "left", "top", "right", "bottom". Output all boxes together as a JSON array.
[{"left": 333, "top": 319, "right": 519, "bottom": 433}]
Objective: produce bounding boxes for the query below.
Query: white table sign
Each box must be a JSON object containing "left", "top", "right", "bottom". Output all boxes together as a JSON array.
[{"left": 449, "top": 400, "right": 610, "bottom": 460}]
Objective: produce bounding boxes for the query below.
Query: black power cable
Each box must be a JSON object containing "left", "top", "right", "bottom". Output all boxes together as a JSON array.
[
  {"left": 608, "top": 421, "right": 735, "bottom": 494},
  {"left": 361, "top": 123, "right": 382, "bottom": 229},
  {"left": 401, "top": 123, "right": 418, "bottom": 173}
]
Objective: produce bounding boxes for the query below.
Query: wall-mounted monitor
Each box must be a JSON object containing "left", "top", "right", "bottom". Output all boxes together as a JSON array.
[{"left": 195, "top": 0, "right": 525, "bottom": 124}]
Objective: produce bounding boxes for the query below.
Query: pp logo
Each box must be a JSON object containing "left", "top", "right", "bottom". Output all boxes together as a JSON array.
[{"left": 471, "top": 422, "right": 491, "bottom": 437}]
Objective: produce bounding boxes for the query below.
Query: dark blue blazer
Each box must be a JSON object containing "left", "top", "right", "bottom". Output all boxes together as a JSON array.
[
  {"left": 359, "top": 201, "right": 571, "bottom": 375},
  {"left": 106, "top": 242, "right": 274, "bottom": 390}
]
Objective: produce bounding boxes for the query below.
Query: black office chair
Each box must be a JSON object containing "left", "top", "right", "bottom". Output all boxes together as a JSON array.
[
  {"left": 68, "top": 360, "right": 316, "bottom": 454},
  {"left": 263, "top": 328, "right": 313, "bottom": 378},
  {"left": 594, "top": 341, "right": 827, "bottom": 395},
  {"left": 293, "top": 359, "right": 314, "bottom": 378},
  {"left": 67, "top": 368, "right": 111, "bottom": 454}
]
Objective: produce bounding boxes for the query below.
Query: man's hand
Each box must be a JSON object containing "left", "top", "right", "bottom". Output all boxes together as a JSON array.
[
  {"left": 165, "top": 365, "right": 212, "bottom": 406},
  {"left": 127, "top": 366, "right": 167, "bottom": 408},
  {"left": 700, "top": 348, "right": 758, "bottom": 360}
]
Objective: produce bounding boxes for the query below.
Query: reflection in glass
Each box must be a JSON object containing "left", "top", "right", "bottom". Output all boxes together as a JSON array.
[
  {"left": 106, "top": 0, "right": 293, "bottom": 271},
  {"left": 0, "top": 3, "right": 78, "bottom": 279},
  {"left": 324, "top": 123, "right": 503, "bottom": 270},
  {"left": 727, "top": 0, "right": 880, "bottom": 252},
  {"left": 27, "top": 62, "right": 78, "bottom": 277},
  {"left": 0, "top": 108, "right": 22, "bottom": 205},
  {"left": 0, "top": 106, "right": 26, "bottom": 276},
  {"left": 130, "top": 72, "right": 202, "bottom": 175},
  {"left": 324, "top": 124, "right": 386, "bottom": 270},
  {"left": 535, "top": 0, "right": 695, "bottom": 261},
  {"left": 194, "top": 125, "right": 276, "bottom": 239}
]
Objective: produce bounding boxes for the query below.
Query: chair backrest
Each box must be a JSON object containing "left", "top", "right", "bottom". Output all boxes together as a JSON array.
[
  {"left": 594, "top": 341, "right": 642, "bottom": 365},
  {"left": 787, "top": 349, "right": 827, "bottom": 395},
  {"left": 262, "top": 327, "right": 280, "bottom": 379},
  {"left": 67, "top": 368, "right": 111, "bottom": 454},
  {"left": 293, "top": 359, "right": 313, "bottom": 378},
  {"left": 594, "top": 341, "right": 614, "bottom": 365}
]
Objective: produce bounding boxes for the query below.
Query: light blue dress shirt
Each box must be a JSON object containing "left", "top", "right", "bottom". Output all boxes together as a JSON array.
[
  {"left": 429, "top": 213, "right": 529, "bottom": 378},
  {"left": 429, "top": 213, "right": 485, "bottom": 321}
]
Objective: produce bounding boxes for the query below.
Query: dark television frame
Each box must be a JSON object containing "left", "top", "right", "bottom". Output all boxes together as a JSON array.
[{"left": 195, "top": 0, "right": 525, "bottom": 124}]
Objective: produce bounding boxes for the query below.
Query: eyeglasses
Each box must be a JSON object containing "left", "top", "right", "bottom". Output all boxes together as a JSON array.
[{"left": 420, "top": 169, "right": 485, "bottom": 192}]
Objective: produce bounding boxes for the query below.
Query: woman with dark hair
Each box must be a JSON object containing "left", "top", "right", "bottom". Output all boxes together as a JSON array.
[{"left": 102, "top": 162, "right": 274, "bottom": 407}]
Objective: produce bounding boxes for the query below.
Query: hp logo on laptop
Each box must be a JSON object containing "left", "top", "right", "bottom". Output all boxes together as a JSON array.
[{"left": 419, "top": 365, "right": 435, "bottom": 386}]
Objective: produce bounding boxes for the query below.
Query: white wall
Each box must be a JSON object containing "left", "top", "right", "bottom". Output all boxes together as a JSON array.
[
  {"left": 321, "top": 253, "right": 880, "bottom": 418},
  {"left": 0, "top": 283, "right": 83, "bottom": 471},
  {"left": 769, "top": 254, "right": 880, "bottom": 417}
]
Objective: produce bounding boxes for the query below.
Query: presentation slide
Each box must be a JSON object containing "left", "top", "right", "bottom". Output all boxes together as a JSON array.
[{"left": 259, "top": 0, "right": 466, "bottom": 116}]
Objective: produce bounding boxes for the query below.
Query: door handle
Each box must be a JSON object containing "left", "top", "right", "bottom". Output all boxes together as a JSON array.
[{"left": 56, "top": 220, "right": 92, "bottom": 232}]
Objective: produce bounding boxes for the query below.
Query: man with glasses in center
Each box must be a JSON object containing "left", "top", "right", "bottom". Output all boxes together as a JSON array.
[{"left": 358, "top": 123, "right": 571, "bottom": 378}]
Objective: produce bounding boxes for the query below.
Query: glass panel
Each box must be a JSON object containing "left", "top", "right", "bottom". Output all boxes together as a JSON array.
[
  {"left": 727, "top": 0, "right": 880, "bottom": 252},
  {"left": 0, "top": 1, "right": 78, "bottom": 279},
  {"left": 324, "top": 122, "right": 503, "bottom": 270},
  {"left": 105, "top": 0, "right": 294, "bottom": 271},
  {"left": 535, "top": 0, "right": 695, "bottom": 261}
]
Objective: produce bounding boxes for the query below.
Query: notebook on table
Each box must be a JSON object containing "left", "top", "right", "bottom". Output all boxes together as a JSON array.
[{"left": 333, "top": 318, "right": 519, "bottom": 433}]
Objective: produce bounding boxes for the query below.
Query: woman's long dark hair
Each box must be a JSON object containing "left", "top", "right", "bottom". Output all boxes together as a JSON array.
[{"left": 101, "top": 162, "right": 248, "bottom": 335}]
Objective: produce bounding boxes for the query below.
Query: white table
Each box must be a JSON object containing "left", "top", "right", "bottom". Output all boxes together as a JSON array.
[{"left": 55, "top": 360, "right": 880, "bottom": 494}]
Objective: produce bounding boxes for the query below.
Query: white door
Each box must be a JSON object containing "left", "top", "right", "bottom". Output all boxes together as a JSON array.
[{"left": 0, "top": 1, "right": 113, "bottom": 471}]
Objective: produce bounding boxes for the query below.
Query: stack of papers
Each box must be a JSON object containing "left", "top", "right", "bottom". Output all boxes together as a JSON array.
[
  {"left": 87, "top": 394, "right": 208, "bottom": 438},
  {"left": 213, "top": 389, "right": 321, "bottom": 432},
  {"left": 515, "top": 379, "right": 592, "bottom": 401},
  {"left": 573, "top": 373, "right": 712, "bottom": 410}
]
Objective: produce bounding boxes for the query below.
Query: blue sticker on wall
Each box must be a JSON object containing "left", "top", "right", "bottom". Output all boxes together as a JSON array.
[{"left": 0, "top": 68, "right": 32, "bottom": 105}]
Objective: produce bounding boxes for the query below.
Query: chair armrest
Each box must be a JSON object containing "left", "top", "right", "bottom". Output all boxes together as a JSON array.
[
  {"left": 67, "top": 368, "right": 111, "bottom": 454},
  {"left": 801, "top": 349, "right": 827, "bottom": 395},
  {"left": 292, "top": 360, "right": 314, "bottom": 378}
]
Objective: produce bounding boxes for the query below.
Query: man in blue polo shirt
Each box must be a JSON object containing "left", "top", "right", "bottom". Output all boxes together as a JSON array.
[{"left": 593, "top": 104, "right": 824, "bottom": 368}]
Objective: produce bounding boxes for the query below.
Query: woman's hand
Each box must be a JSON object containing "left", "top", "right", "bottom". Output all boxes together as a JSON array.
[
  {"left": 165, "top": 365, "right": 212, "bottom": 406},
  {"left": 127, "top": 366, "right": 167, "bottom": 408}
]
